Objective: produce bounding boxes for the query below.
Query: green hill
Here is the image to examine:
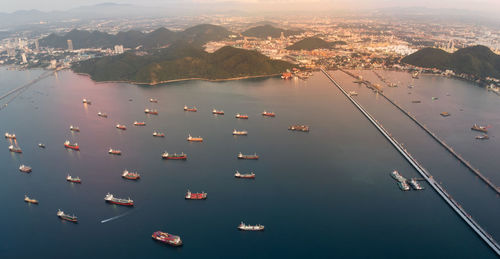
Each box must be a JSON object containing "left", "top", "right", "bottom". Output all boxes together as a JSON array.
[
  {"left": 286, "top": 37, "right": 345, "bottom": 51},
  {"left": 241, "top": 25, "right": 302, "bottom": 38},
  {"left": 401, "top": 45, "right": 500, "bottom": 79},
  {"left": 72, "top": 44, "right": 294, "bottom": 84}
]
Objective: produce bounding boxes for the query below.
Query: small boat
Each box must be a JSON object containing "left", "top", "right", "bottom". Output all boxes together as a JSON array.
[
  {"left": 19, "top": 165, "right": 32, "bottom": 173},
  {"left": 144, "top": 109, "right": 159, "bottom": 115},
  {"left": 57, "top": 209, "right": 78, "bottom": 223},
  {"left": 237, "top": 152, "right": 259, "bottom": 160},
  {"left": 348, "top": 91, "right": 358, "bottom": 96},
  {"left": 9, "top": 145, "right": 22, "bottom": 153},
  {"left": 66, "top": 175, "right": 81, "bottom": 183},
  {"left": 97, "top": 112, "right": 108, "bottom": 118},
  {"left": 4, "top": 132, "right": 16, "bottom": 139},
  {"left": 38, "top": 143, "right": 46, "bottom": 148},
  {"left": 440, "top": 112, "right": 450, "bottom": 117},
  {"left": 411, "top": 71, "right": 419, "bottom": 79},
  {"left": 288, "top": 125, "right": 310, "bottom": 132},
  {"left": 411, "top": 100, "right": 421, "bottom": 103},
  {"left": 238, "top": 222, "right": 264, "bottom": 231},
  {"left": 187, "top": 134, "right": 203, "bottom": 142},
  {"left": 104, "top": 193, "right": 134, "bottom": 206},
  {"left": 69, "top": 125, "right": 80, "bottom": 132},
  {"left": 184, "top": 105, "right": 197, "bottom": 112},
  {"left": 24, "top": 195, "right": 38, "bottom": 204},
  {"left": 162, "top": 152, "right": 187, "bottom": 160},
  {"left": 262, "top": 111, "right": 276, "bottom": 117},
  {"left": 232, "top": 129, "right": 248, "bottom": 136},
  {"left": 116, "top": 124, "right": 127, "bottom": 130},
  {"left": 235, "top": 171, "right": 255, "bottom": 179},
  {"left": 471, "top": 124, "right": 488, "bottom": 133},
  {"left": 476, "top": 134, "right": 489, "bottom": 140},
  {"left": 185, "top": 190, "right": 207, "bottom": 200},
  {"left": 212, "top": 109, "right": 224, "bottom": 115},
  {"left": 235, "top": 113, "right": 249, "bottom": 119},
  {"left": 149, "top": 98, "right": 158, "bottom": 103},
  {"left": 122, "top": 170, "right": 140, "bottom": 180},
  {"left": 133, "top": 121, "right": 146, "bottom": 126},
  {"left": 153, "top": 131, "right": 165, "bottom": 137},
  {"left": 108, "top": 148, "right": 122, "bottom": 155},
  {"left": 64, "top": 140, "right": 79, "bottom": 150},
  {"left": 82, "top": 99, "right": 92, "bottom": 104},
  {"left": 152, "top": 231, "right": 183, "bottom": 247}
]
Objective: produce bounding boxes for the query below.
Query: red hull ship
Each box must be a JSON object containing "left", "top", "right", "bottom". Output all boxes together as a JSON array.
[
  {"left": 184, "top": 105, "right": 197, "bottom": 112},
  {"left": 235, "top": 171, "right": 255, "bottom": 179},
  {"left": 57, "top": 209, "right": 78, "bottom": 223},
  {"left": 149, "top": 98, "right": 158, "bottom": 103},
  {"left": 134, "top": 121, "right": 146, "bottom": 126},
  {"left": 162, "top": 152, "right": 187, "bottom": 160},
  {"left": 212, "top": 109, "right": 224, "bottom": 115},
  {"left": 9, "top": 145, "right": 22, "bottom": 153},
  {"left": 145, "top": 109, "right": 159, "bottom": 115},
  {"left": 122, "top": 170, "right": 140, "bottom": 180},
  {"left": 153, "top": 131, "right": 165, "bottom": 137},
  {"left": 64, "top": 140, "right": 80, "bottom": 150},
  {"left": 237, "top": 152, "right": 259, "bottom": 160},
  {"left": 235, "top": 114, "right": 249, "bottom": 119},
  {"left": 104, "top": 193, "right": 134, "bottom": 206},
  {"left": 152, "top": 231, "right": 183, "bottom": 246},
  {"left": 66, "top": 175, "right": 81, "bottom": 183},
  {"left": 116, "top": 124, "right": 127, "bottom": 130},
  {"left": 185, "top": 190, "right": 207, "bottom": 200},
  {"left": 262, "top": 111, "right": 276, "bottom": 117}
]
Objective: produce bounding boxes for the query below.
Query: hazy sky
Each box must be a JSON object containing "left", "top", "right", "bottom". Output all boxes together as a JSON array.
[{"left": 2, "top": 0, "right": 500, "bottom": 13}]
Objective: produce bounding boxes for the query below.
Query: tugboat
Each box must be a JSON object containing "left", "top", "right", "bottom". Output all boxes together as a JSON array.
[
  {"left": 187, "top": 135, "right": 203, "bottom": 142},
  {"left": 237, "top": 222, "right": 265, "bottom": 231},
  {"left": 133, "top": 121, "right": 146, "bottom": 126},
  {"left": 153, "top": 131, "right": 165, "bottom": 137},
  {"left": 185, "top": 190, "right": 207, "bottom": 200},
  {"left": 409, "top": 178, "right": 424, "bottom": 190},
  {"left": 4, "top": 132, "right": 16, "bottom": 139},
  {"left": 237, "top": 153, "right": 259, "bottom": 160},
  {"left": 116, "top": 124, "right": 127, "bottom": 130},
  {"left": 122, "top": 170, "right": 140, "bottom": 180},
  {"left": 66, "top": 175, "right": 81, "bottom": 183},
  {"left": 57, "top": 209, "right": 78, "bottom": 223},
  {"left": 184, "top": 105, "right": 197, "bottom": 112},
  {"left": 38, "top": 143, "right": 46, "bottom": 148},
  {"left": 108, "top": 148, "right": 122, "bottom": 155},
  {"left": 82, "top": 99, "right": 92, "bottom": 104},
  {"left": 104, "top": 193, "right": 134, "bottom": 206},
  {"left": 212, "top": 109, "right": 225, "bottom": 115},
  {"left": 235, "top": 113, "right": 249, "bottom": 119},
  {"left": 152, "top": 231, "right": 183, "bottom": 247},
  {"left": 288, "top": 125, "right": 310, "bottom": 132},
  {"left": 69, "top": 125, "right": 80, "bottom": 132},
  {"left": 162, "top": 152, "right": 187, "bottom": 160},
  {"left": 9, "top": 145, "right": 22, "bottom": 153},
  {"left": 24, "top": 195, "right": 38, "bottom": 204},
  {"left": 149, "top": 98, "right": 158, "bottom": 103},
  {"left": 64, "top": 140, "right": 80, "bottom": 150},
  {"left": 232, "top": 129, "right": 248, "bottom": 136},
  {"left": 262, "top": 111, "right": 276, "bottom": 117},
  {"left": 440, "top": 112, "right": 450, "bottom": 117},
  {"left": 19, "top": 165, "right": 32, "bottom": 173},
  {"left": 235, "top": 171, "right": 255, "bottom": 179},
  {"left": 97, "top": 112, "right": 108, "bottom": 118},
  {"left": 476, "top": 134, "right": 489, "bottom": 140},
  {"left": 471, "top": 124, "right": 488, "bottom": 133},
  {"left": 145, "top": 109, "right": 159, "bottom": 115}
]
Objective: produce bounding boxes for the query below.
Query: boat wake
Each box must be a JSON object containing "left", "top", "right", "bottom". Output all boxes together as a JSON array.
[{"left": 100, "top": 211, "right": 133, "bottom": 224}]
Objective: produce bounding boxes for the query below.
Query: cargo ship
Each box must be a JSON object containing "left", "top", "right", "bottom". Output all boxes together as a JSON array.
[
  {"left": 153, "top": 131, "right": 165, "bottom": 137},
  {"left": 185, "top": 190, "right": 207, "bottom": 200},
  {"left": 232, "top": 129, "right": 248, "bottom": 136},
  {"left": 116, "top": 124, "right": 127, "bottom": 130},
  {"left": 235, "top": 171, "right": 255, "bottom": 179},
  {"left": 57, "top": 209, "right": 78, "bottom": 223},
  {"left": 440, "top": 112, "right": 450, "bottom": 117},
  {"left": 237, "top": 152, "right": 259, "bottom": 160},
  {"left": 64, "top": 140, "right": 80, "bottom": 150},
  {"left": 134, "top": 121, "right": 146, "bottom": 126},
  {"left": 212, "top": 109, "right": 224, "bottom": 115},
  {"left": 187, "top": 135, "right": 203, "bottom": 142},
  {"left": 349, "top": 91, "right": 358, "bottom": 96},
  {"left": 97, "top": 112, "right": 108, "bottom": 118},
  {"left": 70, "top": 125, "right": 80, "bottom": 132},
  {"left": 4, "top": 132, "right": 16, "bottom": 139},
  {"left": 82, "top": 99, "right": 92, "bottom": 104},
  {"left": 476, "top": 134, "right": 489, "bottom": 140},
  {"left": 152, "top": 231, "right": 183, "bottom": 246},
  {"left": 9, "top": 145, "right": 22, "bottom": 153},
  {"left": 235, "top": 113, "right": 249, "bottom": 119},
  {"left": 262, "top": 111, "right": 276, "bottom": 117},
  {"left": 122, "top": 170, "right": 140, "bottom": 180},
  {"left": 24, "top": 195, "right": 38, "bottom": 204},
  {"left": 104, "top": 193, "right": 134, "bottom": 206},
  {"left": 238, "top": 222, "right": 265, "bottom": 231},
  {"left": 409, "top": 178, "right": 424, "bottom": 190},
  {"left": 184, "top": 105, "right": 197, "bottom": 112},
  {"left": 145, "top": 109, "right": 159, "bottom": 115},
  {"left": 288, "top": 125, "right": 310, "bottom": 132},
  {"left": 162, "top": 152, "right": 187, "bottom": 160},
  {"left": 38, "top": 143, "right": 46, "bottom": 148},
  {"left": 108, "top": 148, "right": 122, "bottom": 155},
  {"left": 471, "top": 124, "right": 488, "bottom": 133},
  {"left": 66, "top": 175, "right": 81, "bottom": 183},
  {"left": 19, "top": 165, "right": 32, "bottom": 173},
  {"left": 390, "top": 170, "right": 410, "bottom": 191},
  {"left": 149, "top": 98, "right": 158, "bottom": 103}
]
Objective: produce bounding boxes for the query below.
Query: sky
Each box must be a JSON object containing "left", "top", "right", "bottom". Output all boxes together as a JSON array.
[{"left": 2, "top": 0, "right": 500, "bottom": 13}]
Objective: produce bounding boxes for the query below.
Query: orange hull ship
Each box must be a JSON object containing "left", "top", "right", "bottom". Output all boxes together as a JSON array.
[
  {"left": 184, "top": 105, "right": 197, "bottom": 112},
  {"left": 122, "top": 170, "right": 140, "bottom": 180},
  {"left": 235, "top": 113, "right": 249, "bottom": 119},
  {"left": 64, "top": 140, "right": 80, "bottom": 150},
  {"left": 24, "top": 195, "right": 38, "bottom": 204},
  {"left": 187, "top": 135, "right": 203, "bottom": 142}
]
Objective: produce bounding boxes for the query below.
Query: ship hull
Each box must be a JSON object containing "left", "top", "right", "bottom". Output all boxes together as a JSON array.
[
  {"left": 64, "top": 145, "right": 80, "bottom": 151},
  {"left": 106, "top": 200, "right": 134, "bottom": 206},
  {"left": 163, "top": 156, "right": 187, "bottom": 160}
]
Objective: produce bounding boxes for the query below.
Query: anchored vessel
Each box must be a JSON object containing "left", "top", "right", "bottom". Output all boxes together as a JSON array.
[
  {"left": 349, "top": 91, "right": 358, "bottom": 96},
  {"left": 38, "top": 143, "right": 46, "bottom": 148},
  {"left": 185, "top": 190, "right": 207, "bottom": 200},
  {"left": 471, "top": 124, "right": 488, "bottom": 133},
  {"left": 152, "top": 231, "right": 183, "bottom": 246},
  {"left": 153, "top": 131, "right": 165, "bottom": 137},
  {"left": 9, "top": 145, "right": 22, "bottom": 153},
  {"left": 149, "top": 98, "right": 158, "bottom": 103},
  {"left": 184, "top": 105, "right": 197, "bottom": 112},
  {"left": 390, "top": 170, "right": 410, "bottom": 191},
  {"left": 409, "top": 178, "right": 424, "bottom": 190},
  {"left": 162, "top": 152, "right": 187, "bottom": 160},
  {"left": 235, "top": 113, "right": 249, "bottom": 119},
  {"left": 4, "top": 132, "right": 16, "bottom": 139},
  {"left": 66, "top": 175, "right": 81, "bottom": 183},
  {"left": 476, "top": 134, "right": 489, "bottom": 140},
  {"left": 440, "top": 112, "right": 450, "bottom": 117},
  {"left": 232, "top": 129, "right": 248, "bottom": 136},
  {"left": 19, "top": 165, "right": 32, "bottom": 173},
  {"left": 238, "top": 222, "right": 264, "bottom": 231},
  {"left": 134, "top": 121, "right": 146, "bottom": 126},
  {"left": 104, "top": 193, "right": 134, "bottom": 206},
  {"left": 108, "top": 148, "right": 122, "bottom": 155},
  {"left": 288, "top": 125, "right": 310, "bottom": 132},
  {"left": 145, "top": 109, "right": 159, "bottom": 115},
  {"left": 212, "top": 109, "right": 224, "bottom": 115},
  {"left": 82, "top": 99, "right": 92, "bottom": 104},
  {"left": 116, "top": 124, "right": 127, "bottom": 130},
  {"left": 57, "top": 209, "right": 78, "bottom": 223},
  {"left": 235, "top": 171, "right": 255, "bottom": 179},
  {"left": 122, "top": 170, "right": 140, "bottom": 180},
  {"left": 237, "top": 152, "right": 259, "bottom": 160},
  {"left": 262, "top": 111, "right": 276, "bottom": 117},
  {"left": 24, "top": 195, "right": 38, "bottom": 204},
  {"left": 64, "top": 140, "right": 79, "bottom": 150},
  {"left": 97, "top": 112, "right": 108, "bottom": 118},
  {"left": 69, "top": 125, "right": 80, "bottom": 132},
  {"left": 187, "top": 135, "right": 203, "bottom": 142}
]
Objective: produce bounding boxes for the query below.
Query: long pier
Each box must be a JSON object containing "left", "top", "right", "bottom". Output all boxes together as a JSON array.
[
  {"left": 0, "top": 69, "right": 56, "bottom": 110},
  {"left": 321, "top": 68, "right": 500, "bottom": 256}
]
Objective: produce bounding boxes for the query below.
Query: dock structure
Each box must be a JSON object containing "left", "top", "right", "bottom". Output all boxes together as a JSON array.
[{"left": 321, "top": 68, "right": 500, "bottom": 256}]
